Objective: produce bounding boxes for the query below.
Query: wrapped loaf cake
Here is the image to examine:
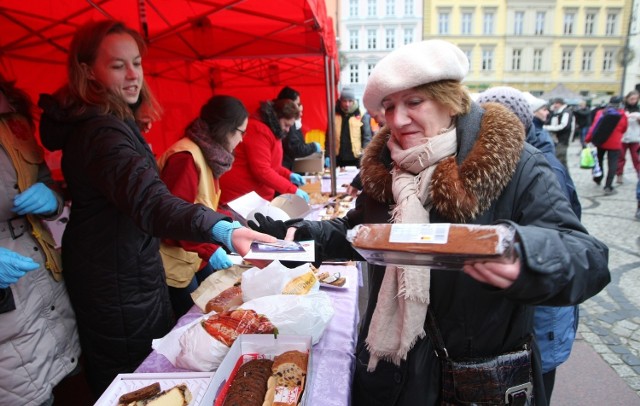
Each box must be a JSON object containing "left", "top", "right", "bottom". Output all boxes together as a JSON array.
[{"left": 347, "top": 223, "right": 516, "bottom": 270}]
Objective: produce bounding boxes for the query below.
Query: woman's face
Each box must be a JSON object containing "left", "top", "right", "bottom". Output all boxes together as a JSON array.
[
  {"left": 228, "top": 117, "right": 248, "bottom": 152},
  {"left": 628, "top": 94, "right": 639, "bottom": 105},
  {"left": 88, "top": 33, "right": 143, "bottom": 105},
  {"left": 382, "top": 88, "right": 454, "bottom": 149}
]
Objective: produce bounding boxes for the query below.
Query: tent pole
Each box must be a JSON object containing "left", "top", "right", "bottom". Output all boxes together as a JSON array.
[{"left": 325, "top": 54, "right": 337, "bottom": 195}]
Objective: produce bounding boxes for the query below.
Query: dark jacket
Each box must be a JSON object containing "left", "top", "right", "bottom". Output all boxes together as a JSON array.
[
  {"left": 282, "top": 125, "right": 317, "bottom": 171},
  {"left": 38, "top": 94, "right": 228, "bottom": 394},
  {"left": 293, "top": 102, "right": 610, "bottom": 406}
]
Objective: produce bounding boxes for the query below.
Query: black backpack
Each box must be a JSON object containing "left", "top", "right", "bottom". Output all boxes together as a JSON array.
[{"left": 591, "top": 107, "right": 622, "bottom": 146}]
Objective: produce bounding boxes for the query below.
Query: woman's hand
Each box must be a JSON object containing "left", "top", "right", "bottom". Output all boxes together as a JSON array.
[
  {"left": 462, "top": 258, "right": 521, "bottom": 289},
  {"left": 231, "top": 227, "right": 277, "bottom": 257}
]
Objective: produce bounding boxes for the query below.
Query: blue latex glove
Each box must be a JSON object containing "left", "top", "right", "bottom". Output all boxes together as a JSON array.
[
  {"left": 0, "top": 247, "right": 39, "bottom": 288},
  {"left": 290, "top": 173, "right": 306, "bottom": 186},
  {"left": 208, "top": 247, "right": 232, "bottom": 270},
  {"left": 12, "top": 182, "right": 58, "bottom": 216},
  {"left": 295, "top": 188, "right": 310, "bottom": 203},
  {"left": 211, "top": 220, "right": 242, "bottom": 253},
  {"left": 325, "top": 157, "right": 330, "bottom": 168},
  {"left": 313, "top": 142, "right": 322, "bottom": 153}
]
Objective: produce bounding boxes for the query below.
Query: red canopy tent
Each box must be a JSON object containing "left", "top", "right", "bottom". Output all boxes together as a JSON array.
[{"left": 0, "top": 0, "right": 338, "bottom": 158}]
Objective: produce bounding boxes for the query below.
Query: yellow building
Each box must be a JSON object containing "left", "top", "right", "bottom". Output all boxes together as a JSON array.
[{"left": 424, "top": 0, "right": 632, "bottom": 101}]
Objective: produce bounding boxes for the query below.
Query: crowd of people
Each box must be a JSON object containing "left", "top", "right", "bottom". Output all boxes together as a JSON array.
[{"left": 0, "top": 17, "right": 619, "bottom": 406}]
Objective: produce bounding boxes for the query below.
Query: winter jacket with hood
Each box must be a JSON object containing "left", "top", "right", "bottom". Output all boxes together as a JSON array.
[
  {"left": 38, "top": 94, "right": 229, "bottom": 396},
  {"left": 0, "top": 113, "right": 80, "bottom": 406},
  {"left": 289, "top": 102, "right": 610, "bottom": 406}
]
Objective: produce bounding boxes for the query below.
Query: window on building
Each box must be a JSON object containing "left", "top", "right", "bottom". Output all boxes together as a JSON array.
[
  {"left": 386, "top": 0, "right": 395, "bottom": 16},
  {"left": 606, "top": 13, "right": 618, "bottom": 36},
  {"left": 585, "top": 13, "right": 596, "bottom": 35},
  {"left": 482, "top": 49, "right": 493, "bottom": 71},
  {"left": 368, "top": 0, "right": 376, "bottom": 17},
  {"left": 350, "top": 30, "right": 359, "bottom": 50},
  {"left": 368, "top": 63, "right": 375, "bottom": 76},
  {"left": 405, "top": 0, "right": 413, "bottom": 16},
  {"left": 463, "top": 49, "right": 473, "bottom": 69},
  {"left": 404, "top": 28, "right": 414, "bottom": 45},
  {"left": 582, "top": 50, "right": 593, "bottom": 71},
  {"left": 386, "top": 28, "right": 395, "bottom": 49},
  {"left": 462, "top": 12, "right": 473, "bottom": 35},
  {"left": 563, "top": 12, "right": 575, "bottom": 35},
  {"left": 512, "top": 49, "right": 522, "bottom": 70},
  {"left": 533, "top": 49, "right": 543, "bottom": 71},
  {"left": 439, "top": 12, "right": 450, "bottom": 35},
  {"left": 349, "top": 0, "right": 358, "bottom": 17},
  {"left": 535, "top": 12, "right": 545, "bottom": 35},
  {"left": 483, "top": 12, "right": 494, "bottom": 35},
  {"left": 349, "top": 64, "right": 359, "bottom": 83},
  {"left": 368, "top": 29, "right": 377, "bottom": 49},
  {"left": 561, "top": 50, "right": 572, "bottom": 72},
  {"left": 514, "top": 12, "right": 524, "bottom": 35},
  {"left": 603, "top": 50, "right": 614, "bottom": 71}
]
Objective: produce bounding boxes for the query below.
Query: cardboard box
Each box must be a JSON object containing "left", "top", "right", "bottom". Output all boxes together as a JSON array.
[
  {"left": 209, "top": 334, "right": 312, "bottom": 405},
  {"left": 292, "top": 151, "right": 324, "bottom": 174},
  {"left": 95, "top": 371, "right": 216, "bottom": 406}
]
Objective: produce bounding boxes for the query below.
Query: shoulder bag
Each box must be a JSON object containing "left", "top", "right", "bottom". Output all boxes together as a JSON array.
[{"left": 426, "top": 310, "right": 534, "bottom": 405}]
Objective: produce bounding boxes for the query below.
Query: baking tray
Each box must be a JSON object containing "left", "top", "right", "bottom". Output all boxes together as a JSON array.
[{"left": 94, "top": 371, "right": 215, "bottom": 406}]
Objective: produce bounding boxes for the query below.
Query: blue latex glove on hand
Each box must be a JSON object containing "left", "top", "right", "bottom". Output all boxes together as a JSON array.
[
  {"left": 313, "top": 142, "right": 322, "bottom": 153},
  {"left": 209, "top": 247, "right": 232, "bottom": 270},
  {"left": 324, "top": 157, "right": 330, "bottom": 168},
  {"left": 295, "top": 188, "right": 310, "bottom": 203},
  {"left": 0, "top": 247, "right": 39, "bottom": 288},
  {"left": 12, "top": 182, "right": 58, "bottom": 216},
  {"left": 290, "top": 173, "right": 305, "bottom": 186},
  {"left": 211, "top": 220, "right": 243, "bottom": 253}
]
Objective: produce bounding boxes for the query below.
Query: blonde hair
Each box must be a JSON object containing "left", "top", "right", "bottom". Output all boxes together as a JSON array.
[
  {"left": 57, "top": 20, "right": 161, "bottom": 121},
  {"left": 415, "top": 80, "right": 472, "bottom": 116}
]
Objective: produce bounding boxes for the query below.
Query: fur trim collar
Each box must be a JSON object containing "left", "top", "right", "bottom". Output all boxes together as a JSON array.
[{"left": 360, "top": 102, "right": 524, "bottom": 222}]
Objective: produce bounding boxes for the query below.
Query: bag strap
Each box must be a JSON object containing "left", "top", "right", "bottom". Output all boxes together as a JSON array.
[{"left": 426, "top": 308, "right": 449, "bottom": 359}]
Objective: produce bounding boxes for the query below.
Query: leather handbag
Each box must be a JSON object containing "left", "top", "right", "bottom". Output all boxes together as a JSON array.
[{"left": 426, "top": 310, "right": 534, "bottom": 405}]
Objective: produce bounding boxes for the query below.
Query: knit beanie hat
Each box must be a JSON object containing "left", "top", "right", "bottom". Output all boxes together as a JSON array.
[
  {"left": 340, "top": 87, "right": 356, "bottom": 101},
  {"left": 476, "top": 86, "right": 533, "bottom": 130},
  {"left": 363, "top": 39, "right": 469, "bottom": 112}
]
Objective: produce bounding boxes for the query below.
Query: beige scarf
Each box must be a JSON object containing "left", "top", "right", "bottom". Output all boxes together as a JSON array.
[{"left": 366, "top": 128, "right": 458, "bottom": 370}]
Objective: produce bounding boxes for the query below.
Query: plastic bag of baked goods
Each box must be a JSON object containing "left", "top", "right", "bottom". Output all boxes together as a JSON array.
[{"left": 241, "top": 260, "right": 320, "bottom": 302}]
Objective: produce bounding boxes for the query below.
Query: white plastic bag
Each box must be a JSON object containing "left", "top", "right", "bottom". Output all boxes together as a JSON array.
[
  {"left": 241, "top": 292, "right": 334, "bottom": 344},
  {"left": 241, "top": 260, "right": 319, "bottom": 302},
  {"left": 174, "top": 318, "right": 231, "bottom": 372}
]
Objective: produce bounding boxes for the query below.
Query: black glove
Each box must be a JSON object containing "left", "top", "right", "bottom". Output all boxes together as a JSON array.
[{"left": 247, "top": 213, "right": 303, "bottom": 240}]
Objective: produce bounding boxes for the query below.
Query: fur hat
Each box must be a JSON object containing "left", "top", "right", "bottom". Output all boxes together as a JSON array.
[
  {"left": 340, "top": 87, "right": 356, "bottom": 101},
  {"left": 476, "top": 86, "right": 532, "bottom": 131},
  {"left": 363, "top": 40, "right": 469, "bottom": 112}
]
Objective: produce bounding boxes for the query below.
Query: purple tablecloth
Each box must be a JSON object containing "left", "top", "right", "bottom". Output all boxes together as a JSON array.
[{"left": 136, "top": 264, "right": 361, "bottom": 406}]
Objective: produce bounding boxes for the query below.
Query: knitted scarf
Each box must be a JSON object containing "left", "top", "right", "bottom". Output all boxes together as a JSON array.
[
  {"left": 366, "top": 127, "right": 458, "bottom": 371},
  {"left": 185, "top": 118, "right": 234, "bottom": 179}
]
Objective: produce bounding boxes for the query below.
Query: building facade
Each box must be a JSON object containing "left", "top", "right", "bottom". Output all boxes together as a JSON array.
[
  {"left": 338, "top": 0, "right": 423, "bottom": 106},
  {"left": 337, "top": 0, "right": 636, "bottom": 105}
]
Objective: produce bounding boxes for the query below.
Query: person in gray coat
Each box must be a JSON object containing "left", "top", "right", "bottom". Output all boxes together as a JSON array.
[{"left": 0, "top": 75, "right": 81, "bottom": 406}]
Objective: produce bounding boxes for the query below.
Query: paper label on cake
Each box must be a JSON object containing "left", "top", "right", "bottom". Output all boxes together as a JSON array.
[
  {"left": 388, "top": 224, "right": 450, "bottom": 244},
  {"left": 274, "top": 386, "right": 303, "bottom": 403}
]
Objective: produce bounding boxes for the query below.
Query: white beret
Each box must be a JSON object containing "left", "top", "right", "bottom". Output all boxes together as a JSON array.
[
  {"left": 522, "top": 91, "right": 548, "bottom": 113},
  {"left": 363, "top": 40, "right": 469, "bottom": 112}
]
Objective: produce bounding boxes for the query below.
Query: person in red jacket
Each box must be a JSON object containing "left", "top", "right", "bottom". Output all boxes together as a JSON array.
[
  {"left": 586, "top": 95, "right": 628, "bottom": 195},
  {"left": 219, "top": 99, "right": 310, "bottom": 206},
  {"left": 158, "top": 95, "right": 249, "bottom": 318}
]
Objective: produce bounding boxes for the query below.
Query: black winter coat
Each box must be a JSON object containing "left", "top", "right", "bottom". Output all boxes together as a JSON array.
[
  {"left": 294, "top": 102, "right": 610, "bottom": 406},
  {"left": 38, "top": 95, "right": 228, "bottom": 395}
]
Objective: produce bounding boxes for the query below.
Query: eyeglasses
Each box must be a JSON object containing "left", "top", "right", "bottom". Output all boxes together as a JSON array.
[{"left": 236, "top": 127, "right": 246, "bottom": 136}]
